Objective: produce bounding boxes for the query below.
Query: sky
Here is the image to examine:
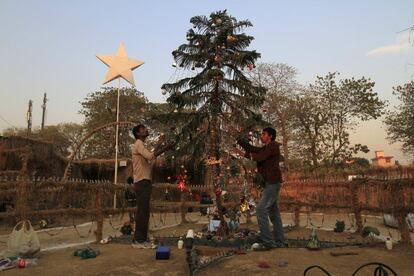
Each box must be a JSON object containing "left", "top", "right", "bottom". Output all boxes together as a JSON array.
[{"left": 0, "top": 0, "right": 414, "bottom": 163}]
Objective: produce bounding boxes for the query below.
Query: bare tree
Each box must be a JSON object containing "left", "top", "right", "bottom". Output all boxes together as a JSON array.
[{"left": 249, "top": 63, "right": 300, "bottom": 169}]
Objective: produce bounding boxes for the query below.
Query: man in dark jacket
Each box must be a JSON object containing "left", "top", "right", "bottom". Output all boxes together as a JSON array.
[{"left": 237, "top": 127, "right": 285, "bottom": 249}]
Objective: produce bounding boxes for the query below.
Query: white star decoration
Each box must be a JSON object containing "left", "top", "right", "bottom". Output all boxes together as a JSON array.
[{"left": 97, "top": 43, "right": 144, "bottom": 86}]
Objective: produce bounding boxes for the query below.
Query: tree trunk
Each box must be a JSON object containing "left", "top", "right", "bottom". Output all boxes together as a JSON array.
[
  {"left": 207, "top": 83, "right": 229, "bottom": 236},
  {"left": 280, "top": 118, "right": 289, "bottom": 170}
]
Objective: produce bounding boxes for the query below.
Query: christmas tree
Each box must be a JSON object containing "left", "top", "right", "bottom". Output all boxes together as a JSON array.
[{"left": 161, "top": 10, "right": 266, "bottom": 235}]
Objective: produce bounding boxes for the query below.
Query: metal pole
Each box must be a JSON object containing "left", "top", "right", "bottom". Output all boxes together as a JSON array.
[
  {"left": 41, "top": 93, "right": 47, "bottom": 130},
  {"left": 26, "top": 100, "right": 33, "bottom": 135},
  {"left": 113, "top": 78, "right": 121, "bottom": 209}
]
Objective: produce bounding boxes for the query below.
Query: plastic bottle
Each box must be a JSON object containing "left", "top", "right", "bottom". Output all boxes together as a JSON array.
[
  {"left": 385, "top": 237, "right": 393, "bottom": 250},
  {"left": 178, "top": 237, "right": 184, "bottom": 249},
  {"left": 17, "top": 258, "right": 38, "bottom": 268}
]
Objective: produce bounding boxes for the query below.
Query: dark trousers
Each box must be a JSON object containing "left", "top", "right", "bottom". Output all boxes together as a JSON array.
[{"left": 134, "top": 179, "right": 152, "bottom": 242}]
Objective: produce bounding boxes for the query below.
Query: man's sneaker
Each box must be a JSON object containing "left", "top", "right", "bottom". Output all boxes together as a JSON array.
[
  {"left": 132, "top": 241, "right": 157, "bottom": 249},
  {"left": 252, "top": 243, "right": 271, "bottom": 251}
]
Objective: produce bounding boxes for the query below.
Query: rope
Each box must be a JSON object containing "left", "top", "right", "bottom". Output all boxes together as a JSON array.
[
  {"left": 308, "top": 213, "right": 325, "bottom": 229},
  {"left": 41, "top": 226, "right": 66, "bottom": 237},
  {"left": 303, "top": 265, "right": 332, "bottom": 276},
  {"left": 72, "top": 216, "right": 94, "bottom": 239},
  {"left": 0, "top": 114, "right": 18, "bottom": 129},
  {"left": 351, "top": 262, "right": 398, "bottom": 276},
  {"left": 108, "top": 215, "right": 124, "bottom": 232}
]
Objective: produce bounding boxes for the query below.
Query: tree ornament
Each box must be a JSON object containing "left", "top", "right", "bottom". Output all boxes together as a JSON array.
[
  {"left": 178, "top": 180, "right": 185, "bottom": 191},
  {"left": 226, "top": 35, "right": 237, "bottom": 43},
  {"left": 215, "top": 18, "right": 223, "bottom": 25},
  {"left": 240, "top": 201, "right": 250, "bottom": 213},
  {"left": 39, "top": 219, "right": 48, "bottom": 229},
  {"left": 211, "top": 23, "right": 216, "bottom": 27},
  {"left": 247, "top": 64, "right": 254, "bottom": 70},
  {"left": 165, "top": 188, "right": 170, "bottom": 200},
  {"left": 173, "top": 109, "right": 178, "bottom": 113},
  {"left": 172, "top": 62, "right": 177, "bottom": 67},
  {"left": 214, "top": 55, "right": 223, "bottom": 63},
  {"left": 161, "top": 89, "right": 167, "bottom": 95}
]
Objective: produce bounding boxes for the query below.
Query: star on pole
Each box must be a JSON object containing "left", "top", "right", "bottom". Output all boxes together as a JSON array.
[{"left": 96, "top": 43, "right": 144, "bottom": 86}]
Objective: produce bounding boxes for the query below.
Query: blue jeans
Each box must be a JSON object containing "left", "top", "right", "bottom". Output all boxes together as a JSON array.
[{"left": 256, "top": 182, "right": 284, "bottom": 245}]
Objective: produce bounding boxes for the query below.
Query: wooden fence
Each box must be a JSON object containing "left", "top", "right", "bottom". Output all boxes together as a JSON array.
[{"left": 0, "top": 175, "right": 413, "bottom": 245}]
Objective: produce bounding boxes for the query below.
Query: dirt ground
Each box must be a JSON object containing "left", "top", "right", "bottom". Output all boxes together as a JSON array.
[
  {"left": 1, "top": 243, "right": 414, "bottom": 276},
  {"left": 1, "top": 213, "right": 414, "bottom": 275}
]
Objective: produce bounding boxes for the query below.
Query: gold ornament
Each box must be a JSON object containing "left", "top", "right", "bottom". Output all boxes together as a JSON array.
[
  {"left": 226, "top": 35, "right": 237, "bottom": 43},
  {"left": 240, "top": 202, "right": 250, "bottom": 213},
  {"left": 205, "top": 158, "right": 222, "bottom": 165}
]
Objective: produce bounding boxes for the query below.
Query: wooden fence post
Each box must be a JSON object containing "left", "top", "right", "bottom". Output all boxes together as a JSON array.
[
  {"left": 16, "top": 178, "right": 28, "bottom": 221},
  {"left": 95, "top": 186, "right": 104, "bottom": 242},
  {"left": 294, "top": 205, "right": 301, "bottom": 227},
  {"left": 180, "top": 192, "right": 188, "bottom": 224},
  {"left": 294, "top": 180, "right": 301, "bottom": 228},
  {"left": 16, "top": 149, "right": 30, "bottom": 221},
  {"left": 350, "top": 181, "right": 363, "bottom": 234}
]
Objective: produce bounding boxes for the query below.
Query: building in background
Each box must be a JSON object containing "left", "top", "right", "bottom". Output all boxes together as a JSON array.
[{"left": 371, "top": 150, "right": 394, "bottom": 167}]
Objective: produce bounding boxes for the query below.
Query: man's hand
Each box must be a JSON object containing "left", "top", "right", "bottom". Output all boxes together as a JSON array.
[
  {"left": 236, "top": 137, "right": 250, "bottom": 148},
  {"left": 230, "top": 147, "right": 251, "bottom": 159}
]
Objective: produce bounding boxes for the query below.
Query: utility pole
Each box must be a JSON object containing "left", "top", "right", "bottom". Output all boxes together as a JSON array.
[
  {"left": 26, "top": 100, "right": 33, "bottom": 135},
  {"left": 41, "top": 93, "right": 47, "bottom": 130}
]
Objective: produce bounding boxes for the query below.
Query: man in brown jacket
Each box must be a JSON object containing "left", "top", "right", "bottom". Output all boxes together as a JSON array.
[
  {"left": 131, "top": 124, "right": 175, "bottom": 248},
  {"left": 237, "top": 127, "right": 285, "bottom": 249}
]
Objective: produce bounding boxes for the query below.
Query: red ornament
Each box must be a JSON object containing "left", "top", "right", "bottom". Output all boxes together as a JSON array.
[
  {"left": 215, "top": 189, "right": 222, "bottom": 197},
  {"left": 178, "top": 180, "right": 185, "bottom": 191},
  {"left": 176, "top": 174, "right": 187, "bottom": 191}
]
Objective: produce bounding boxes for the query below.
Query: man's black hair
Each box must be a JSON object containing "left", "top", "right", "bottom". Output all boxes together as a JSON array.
[
  {"left": 132, "top": 124, "right": 146, "bottom": 139},
  {"left": 263, "top": 127, "right": 276, "bottom": 141}
]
